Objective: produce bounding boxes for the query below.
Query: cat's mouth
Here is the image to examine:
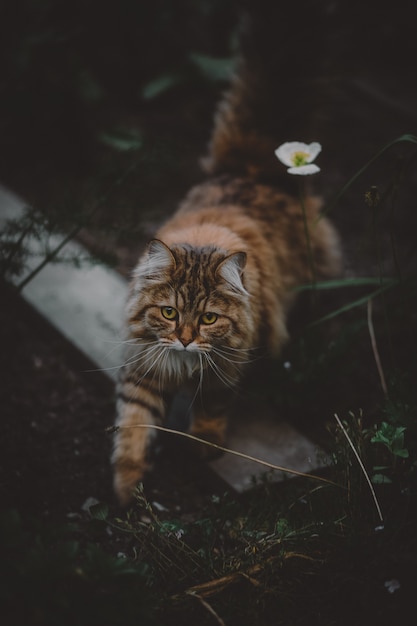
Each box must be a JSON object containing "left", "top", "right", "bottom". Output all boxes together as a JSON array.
[{"left": 160, "top": 338, "right": 210, "bottom": 354}]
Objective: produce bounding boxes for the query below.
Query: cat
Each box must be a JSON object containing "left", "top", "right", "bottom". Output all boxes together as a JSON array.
[{"left": 111, "top": 3, "right": 342, "bottom": 505}]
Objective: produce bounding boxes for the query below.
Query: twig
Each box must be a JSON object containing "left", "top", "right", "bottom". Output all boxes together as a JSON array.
[
  {"left": 16, "top": 163, "right": 136, "bottom": 292},
  {"left": 108, "top": 423, "right": 342, "bottom": 489},
  {"left": 334, "top": 414, "right": 384, "bottom": 523},
  {"left": 181, "top": 553, "right": 317, "bottom": 600},
  {"left": 186, "top": 591, "right": 226, "bottom": 625},
  {"left": 367, "top": 298, "right": 388, "bottom": 396},
  {"left": 320, "top": 133, "right": 417, "bottom": 218},
  {"left": 184, "top": 562, "right": 268, "bottom": 599}
]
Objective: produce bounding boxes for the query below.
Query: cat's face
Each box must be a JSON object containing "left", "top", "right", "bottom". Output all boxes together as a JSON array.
[{"left": 126, "top": 240, "right": 253, "bottom": 381}]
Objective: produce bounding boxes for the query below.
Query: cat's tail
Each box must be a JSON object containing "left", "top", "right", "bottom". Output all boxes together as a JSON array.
[{"left": 201, "top": 0, "right": 329, "bottom": 181}]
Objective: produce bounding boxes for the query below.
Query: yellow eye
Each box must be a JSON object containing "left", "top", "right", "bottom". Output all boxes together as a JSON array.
[
  {"left": 200, "top": 312, "right": 218, "bottom": 325},
  {"left": 161, "top": 306, "right": 178, "bottom": 320}
]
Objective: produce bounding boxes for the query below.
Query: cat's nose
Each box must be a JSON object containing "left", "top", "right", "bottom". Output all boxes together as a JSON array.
[
  {"left": 176, "top": 325, "right": 195, "bottom": 347},
  {"left": 177, "top": 326, "right": 195, "bottom": 348}
]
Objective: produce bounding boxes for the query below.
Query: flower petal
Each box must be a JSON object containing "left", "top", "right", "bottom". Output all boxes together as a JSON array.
[
  {"left": 287, "top": 164, "right": 320, "bottom": 175},
  {"left": 275, "top": 142, "right": 310, "bottom": 167},
  {"left": 305, "top": 142, "right": 322, "bottom": 162}
]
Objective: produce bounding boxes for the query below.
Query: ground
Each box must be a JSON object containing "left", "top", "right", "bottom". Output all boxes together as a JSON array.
[
  {"left": 1, "top": 2, "right": 417, "bottom": 625},
  {"left": 1, "top": 279, "right": 233, "bottom": 521}
]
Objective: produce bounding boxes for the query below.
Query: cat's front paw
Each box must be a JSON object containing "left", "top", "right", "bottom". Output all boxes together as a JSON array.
[{"left": 112, "top": 459, "right": 150, "bottom": 506}]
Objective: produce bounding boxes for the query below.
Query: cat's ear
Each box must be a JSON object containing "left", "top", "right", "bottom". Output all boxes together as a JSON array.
[
  {"left": 143, "top": 239, "right": 176, "bottom": 280},
  {"left": 216, "top": 251, "right": 248, "bottom": 294}
]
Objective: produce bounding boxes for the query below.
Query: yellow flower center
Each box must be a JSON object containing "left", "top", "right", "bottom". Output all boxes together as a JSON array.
[{"left": 291, "top": 151, "right": 310, "bottom": 167}]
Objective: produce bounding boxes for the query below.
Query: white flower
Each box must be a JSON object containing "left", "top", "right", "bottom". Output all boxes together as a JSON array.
[
  {"left": 384, "top": 579, "right": 401, "bottom": 594},
  {"left": 275, "top": 141, "right": 322, "bottom": 175}
]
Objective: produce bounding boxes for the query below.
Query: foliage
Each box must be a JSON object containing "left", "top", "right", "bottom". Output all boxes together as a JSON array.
[
  {"left": 0, "top": 509, "right": 156, "bottom": 626},
  {"left": 84, "top": 437, "right": 416, "bottom": 626}
]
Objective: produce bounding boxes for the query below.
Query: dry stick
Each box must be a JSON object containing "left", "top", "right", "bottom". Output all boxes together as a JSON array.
[
  {"left": 186, "top": 591, "right": 226, "bottom": 626},
  {"left": 185, "top": 564, "right": 266, "bottom": 599},
  {"left": 179, "top": 553, "right": 317, "bottom": 600},
  {"left": 367, "top": 298, "right": 388, "bottom": 396},
  {"left": 109, "top": 424, "right": 341, "bottom": 489},
  {"left": 334, "top": 414, "right": 384, "bottom": 523},
  {"left": 16, "top": 163, "right": 137, "bottom": 292}
]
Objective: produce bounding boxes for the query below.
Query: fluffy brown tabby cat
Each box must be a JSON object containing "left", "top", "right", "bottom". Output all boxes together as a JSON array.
[{"left": 112, "top": 4, "right": 342, "bottom": 505}]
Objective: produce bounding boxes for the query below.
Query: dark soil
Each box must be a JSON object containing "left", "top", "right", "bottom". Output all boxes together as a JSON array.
[
  {"left": 0, "top": 279, "right": 231, "bottom": 522},
  {"left": 1, "top": 279, "right": 115, "bottom": 517}
]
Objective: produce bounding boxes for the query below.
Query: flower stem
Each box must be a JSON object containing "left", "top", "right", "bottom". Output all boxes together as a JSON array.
[
  {"left": 298, "top": 183, "right": 317, "bottom": 286},
  {"left": 367, "top": 298, "right": 388, "bottom": 396}
]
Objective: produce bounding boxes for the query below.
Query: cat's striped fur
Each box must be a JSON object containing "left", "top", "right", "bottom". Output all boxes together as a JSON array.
[{"left": 112, "top": 4, "right": 342, "bottom": 505}]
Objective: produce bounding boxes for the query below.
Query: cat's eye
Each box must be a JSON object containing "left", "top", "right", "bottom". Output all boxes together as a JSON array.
[
  {"left": 161, "top": 306, "right": 178, "bottom": 320},
  {"left": 200, "top": 312, "right": 218, "bottom": 325}
]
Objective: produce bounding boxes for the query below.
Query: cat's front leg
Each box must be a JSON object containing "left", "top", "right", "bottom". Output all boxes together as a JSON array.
[
  {"left": 112, "top": 377, "right": 166, "bottom": 505},
  {"left": 188, "top": 387, "right": 233, "bottom": 460}
]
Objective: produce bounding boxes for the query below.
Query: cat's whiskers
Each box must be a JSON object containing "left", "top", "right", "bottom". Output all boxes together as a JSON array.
[
  {"left": 101, "top": 337, "right": 140, "bottom": 366},
  {"left": 203, "top": 352, "right": 238, "bottom": 390},
  {"left": 148, "top": 353, "right": 165, "bottom": 395},
  {"left": 131, "top": 344, "right": 168, "bottom": 389},
  {"left": 124, "top": 341, "right": 163, "bottom": 376},
  {"left": 214, "top": 344, "right": 254, "bottom": 353},
  {"left": 125, "top": 339, "right": 199, "bottom": 383},
  {"left": 186, "top": 352, "right": 206, "bottom": 411},
  {"left": 90, "top": 340, "right": 162, "bottom": 376},
  {"left": 124, "top": 343, "right": 162, "bottom": 371},
  {"left": 210, "top": 346, "right": 254, "bottom": 366},
  {"left": 104, "top": 337, "right": 152, "bottom": 346},
  {"left": 158, "top": 347, "right": 175, "bottom": 393}
]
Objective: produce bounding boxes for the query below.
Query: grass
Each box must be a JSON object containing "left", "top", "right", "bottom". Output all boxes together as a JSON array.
[
  {"left": 3, "top": 370, "right": 416, "bottom": 625},
  {"left": 102, "top": 377, "right": 416, "bottom": 625}
]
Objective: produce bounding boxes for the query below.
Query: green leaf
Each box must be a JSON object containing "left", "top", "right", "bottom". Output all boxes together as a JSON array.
[
  {"left": 323, "top": 133, "right": 417, "bottom": 215},
  {"left": 275, "top": 518, "right": 291, "bottom": 538},
  {"left": 98, "top": 128, "right": 142, "bottom": 152},
  {"left": 189, "top": 52, "right": 235, "bottom": 82},
  {"left": 88, "top": 502, "right": 109, "bottom": 521},
  {"left": 293, "top": 277, "right": 397, "bottom": 292},
  {"left": 371, "top": 422, "right": 409, "bottom": 458},
  {"left": 371, "top": 473, "right": 393, "bottom": 485},
  {"left": 142, "top": 72, "right": 185, "bottom": 100},
  {"left": 309, "top": 282, "right": 397, "bottom": 326},
  {"left": 393, "top": 448, "right": 409, "bottom": 459}
]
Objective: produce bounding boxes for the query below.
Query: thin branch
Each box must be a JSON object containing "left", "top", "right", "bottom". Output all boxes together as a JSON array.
[
  {"left": 334, "top": 414, "right": 384, "bottom": 523},
  {"left": 367, "top": 298, "right": 388, "bottom": 396},
  {"left": 108, "top": 423, "right": 342, "bottom": 489},
  {"left": 181, "top": 553, "right": 317, "bottom": 600},
  {"left": 186, "top": 591, "right": 226, "bottom": 625},
  {"left": 16, "top": 163, "right": 136, "bottom": 292}
]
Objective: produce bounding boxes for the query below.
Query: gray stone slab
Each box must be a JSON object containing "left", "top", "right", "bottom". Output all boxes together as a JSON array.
[
  {"left": 210, "top": 411, "right": 320, "bottom": 491},
  {"left": 0, "top": 184, "right": 126, "bottom": 380},
  {"left": 1, "top": 183, "right": 322, "bottom": 491}
]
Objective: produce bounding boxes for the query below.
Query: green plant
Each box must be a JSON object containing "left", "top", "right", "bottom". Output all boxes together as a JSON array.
[{"left": 0, "top": 509, "right": 156, "bottom": 626}]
